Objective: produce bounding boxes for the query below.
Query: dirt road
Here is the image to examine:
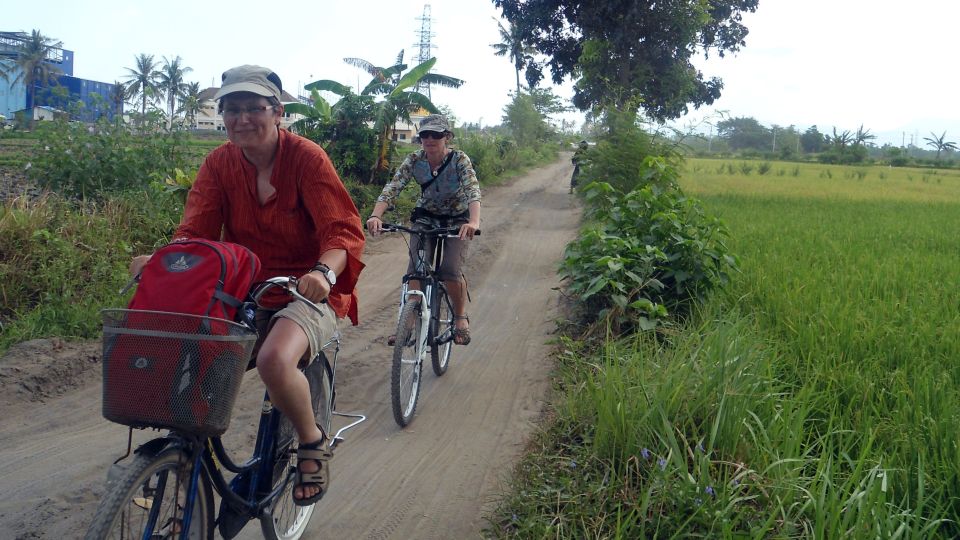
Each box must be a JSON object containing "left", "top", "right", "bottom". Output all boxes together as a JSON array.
[{"left": 0, "top": 156, "right": 581, "bottom": 539}]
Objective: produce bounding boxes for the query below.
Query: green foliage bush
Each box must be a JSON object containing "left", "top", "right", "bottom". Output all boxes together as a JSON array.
[
  {"left": 560, "top": 179, "right": 737, "bottom": 333},
  {"left": 26, "top": 118, "right": 194, "bottom": 199}
]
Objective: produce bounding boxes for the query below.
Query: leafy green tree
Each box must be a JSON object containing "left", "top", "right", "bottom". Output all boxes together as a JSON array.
[
  {"left": 502, "top": 92, "right": 550, "bottom": 146},
  {"left": 123, "top": 53, "right": 161, "bottom": 120},
  {"left": 157, "top": 55, "right": 192, "bottom": 129},
  {"left": 0, "top": 30, "right": 64, "bottom": 116},
  {"left": 286, "top": 84, "right": 378, "bottom": 180},
  {"left": 923, "top": 131, "right": 958, "bottom": 161},
  {"left": 527, "top": 87, "right": 571, "bottom": 118},
  {"left": 308, "top": 54, "right": 464, "bottom": 182},
  {"left": 800, "top": 125, "right": 826, "bottom": 153},
  {"left": 490, "top": 18, "right": 535, "bottom": 93},
  {"left": 716, "top": 116, "right": 770, "bottom": 151},
  {"left": 820, "top": 127, "right": 868, "bottom": 164},
  {"left": 493, "top": 0, "right": 759, "bottom": 120}
]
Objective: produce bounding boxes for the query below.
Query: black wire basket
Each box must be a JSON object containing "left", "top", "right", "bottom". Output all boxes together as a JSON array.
[{"left": 100, "top": 309, "right": 257, "bottom": 437}]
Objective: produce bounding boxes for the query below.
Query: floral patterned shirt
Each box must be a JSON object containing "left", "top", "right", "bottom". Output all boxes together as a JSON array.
[{"left": 376, "top": 149, "right": 481, "bottom": 216}]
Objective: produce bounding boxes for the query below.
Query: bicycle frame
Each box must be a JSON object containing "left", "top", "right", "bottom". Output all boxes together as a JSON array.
[{"left": 388, "top": 222, "right": 459, "bottom": 348}]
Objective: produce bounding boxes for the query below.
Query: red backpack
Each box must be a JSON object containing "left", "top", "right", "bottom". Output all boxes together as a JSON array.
[
  {"left": 128, "top": 239, "right": 261, "bottom": 321},
  {"left": 101, "top": 239, "right": 262, "bottom": 435}
]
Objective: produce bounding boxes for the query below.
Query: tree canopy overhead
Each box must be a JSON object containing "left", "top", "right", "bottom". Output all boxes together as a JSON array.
[{"left": 492, "top": 0, "right": 759, "bottom": 121}]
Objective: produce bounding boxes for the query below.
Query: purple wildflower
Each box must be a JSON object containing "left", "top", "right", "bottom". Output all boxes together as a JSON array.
[
  {"left": 658, "top": 457, "right": 667, "bottom": 470},
  {"left": 705, "top": 486, "right": 715, "bottom": 497},
  {"left": 641, "top": 448, "right": 651, "bottom": 460}
]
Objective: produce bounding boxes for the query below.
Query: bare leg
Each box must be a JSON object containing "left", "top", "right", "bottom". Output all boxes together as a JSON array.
[
  {"left": 256, "top": 318, "right": 324, "bottom": 501},
  {"left": 444, "top": 277, "right": 469, "bottom": 338}
]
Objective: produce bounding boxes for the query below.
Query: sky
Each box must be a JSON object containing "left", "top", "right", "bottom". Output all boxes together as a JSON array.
[
  {"left": 682, "top": 0, "right": 960, "bottom": 147},
  {"left": 6, "top": 0, "right": 959, "bottom": 147}
]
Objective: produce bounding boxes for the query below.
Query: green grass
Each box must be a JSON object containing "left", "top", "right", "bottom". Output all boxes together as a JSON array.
[{"left": 488, "top": 158, "right": 960, "bottom": 538}]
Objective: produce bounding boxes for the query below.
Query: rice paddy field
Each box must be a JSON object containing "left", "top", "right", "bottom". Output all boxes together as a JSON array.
[{"left": 680, "top": 158, "right": 960, "bottom": 536}]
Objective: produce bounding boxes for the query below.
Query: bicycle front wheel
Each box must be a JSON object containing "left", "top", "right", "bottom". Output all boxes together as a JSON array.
[
  {"left": 85, "top": 449, "right": 213, "bottom": 540},
  {"left": 261, "top": 356, "right": 332, "bottom": 540},
  {"left": 430, "top": 286, "right": 454, "bottom": 376},
  {"left": 391, "top": 300, "right": 424, "bottom": 426}
]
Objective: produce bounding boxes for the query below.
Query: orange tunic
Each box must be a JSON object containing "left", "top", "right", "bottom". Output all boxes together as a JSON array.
[{"left": 175, "top": 129, "right": 366, "bottom": 325}]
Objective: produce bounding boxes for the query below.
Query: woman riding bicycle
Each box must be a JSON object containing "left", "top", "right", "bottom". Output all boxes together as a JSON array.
[
  {"left": 366, "top": 114, "right": 481, "bottom": 346},
  {"left": 130, "top": 64, "right": 365, "bottom": 506}
]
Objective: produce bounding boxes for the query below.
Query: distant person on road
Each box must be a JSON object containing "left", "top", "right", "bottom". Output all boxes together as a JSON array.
[
  {"left": 365, "top": 114, "right": 481, "bottom": 346},
  {"left": 570, "top": 140, "right": 589, "bottom": 193},
  {"left": 130, "top": 64, "right": 365, "bottom": 506}
]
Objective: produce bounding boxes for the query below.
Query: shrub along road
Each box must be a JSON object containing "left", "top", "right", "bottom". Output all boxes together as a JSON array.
[{"left": 0, "top": 156, "right": 581, "bottom": 538}]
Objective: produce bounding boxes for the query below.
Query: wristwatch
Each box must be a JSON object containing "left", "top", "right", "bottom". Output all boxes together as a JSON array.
[{"left": 311, "top": 263, "right": 337, "bottom": 286}]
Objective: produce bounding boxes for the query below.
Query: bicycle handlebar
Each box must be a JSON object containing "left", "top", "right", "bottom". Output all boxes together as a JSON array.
[
  {"left": 381, "top": 222, "right": 481, "bottom": 237},
  {"left": 250, "top": 276, "right": 327, "bottom": 317}
]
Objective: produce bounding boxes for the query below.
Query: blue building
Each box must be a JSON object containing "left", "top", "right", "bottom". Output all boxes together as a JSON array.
[{"left": 0, "top": 31, "right": 118, "bottom": 122}]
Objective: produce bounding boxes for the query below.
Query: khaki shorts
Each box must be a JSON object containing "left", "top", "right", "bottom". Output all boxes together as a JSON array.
[{"left": 252, "top": 300, "right": 338, "bottom": 364}]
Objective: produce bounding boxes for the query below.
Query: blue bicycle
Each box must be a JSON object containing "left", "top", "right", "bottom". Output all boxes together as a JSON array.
[{"left": 84, "top": 276, "right": 364, "bottom": 539}]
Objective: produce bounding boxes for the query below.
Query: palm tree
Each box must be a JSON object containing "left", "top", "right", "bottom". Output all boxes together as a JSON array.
[
  {"left": 0, "top": 30, "right": 64, "bottom": 116},
  {"left": 853, "top": 124, "right": 876, "bottom": 147},
  {"left": 827, "top": 127, "right": 853, "bottom": 150},
  {"left": 157, "top": 55, "right": 192, "bottom": 128},
  {"left": 923, "top": 131, "right": 958, "bottom": 161},
  {"left": 109, "top": 81, "right": 126, "bottom": 119},
  {"left": 316, "top": 54, "right": 463, "bottom": 182},
  {"left": 490, "top": 18, "right": 534, "bottom": 93},
  {"left": 123, "top": 53, "right": 161, "bottom": 120},
  {"left": 177, "top": 81, "right": 202, "bottom": 129}
]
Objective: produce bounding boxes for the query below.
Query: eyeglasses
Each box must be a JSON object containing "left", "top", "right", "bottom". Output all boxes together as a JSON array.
[
  {"left": 222, "top": 105, "right": 275, "bottom": 119},
  {"left": 419, "top": 131, "right": 446, "bottom": 140}
]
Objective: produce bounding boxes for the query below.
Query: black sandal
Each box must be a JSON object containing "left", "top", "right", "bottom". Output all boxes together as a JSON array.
[
  {"left": 453, "top": 315, "right": 471, "bottom": 346},
  {"left": 293, "top": 438, "right": 332, "bottom": 506}
]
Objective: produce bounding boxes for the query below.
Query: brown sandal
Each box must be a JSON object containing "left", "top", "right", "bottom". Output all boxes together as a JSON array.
[
  {"left": 293, "top": 437, "right": 331, "bottom": 506},
  {"left": 453, "top": 315, "right": 471, "bottom": 346}
]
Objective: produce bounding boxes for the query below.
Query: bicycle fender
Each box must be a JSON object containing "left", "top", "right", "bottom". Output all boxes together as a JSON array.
[{"left": 134, "top": 436, "right": 187, "bottom": 458}]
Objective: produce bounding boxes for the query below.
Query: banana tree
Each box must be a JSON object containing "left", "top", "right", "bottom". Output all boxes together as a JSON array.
[
  {"left": 284, "top": 88, "right": 333, "bottom": 138},
  {"left": 306, "top": 56, "right": 464, "bottom": 183}
]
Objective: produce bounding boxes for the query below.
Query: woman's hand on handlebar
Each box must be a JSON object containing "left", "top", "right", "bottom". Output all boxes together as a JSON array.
[
  {"left": 459, "top": 220, "right": 480, "bottom": 240},
  {"left": 366, "top": 215, "right": 384, "bottom": 236},
  {"left": 297, "top": 271, "right": 331, "bottom": 304}
]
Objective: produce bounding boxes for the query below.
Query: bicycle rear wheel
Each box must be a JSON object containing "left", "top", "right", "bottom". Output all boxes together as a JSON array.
[
  {"left": 430, "top": 286, "right": 454, "bottom": 376},
  {"left": 391, "top": 300, "right": 424, "bottom": 426},
  {"left": 85, "top": 449, "right": 213, "bottom": 539},
  {"left": 261, "top": 356, "right": 332, "bottom": 540}
]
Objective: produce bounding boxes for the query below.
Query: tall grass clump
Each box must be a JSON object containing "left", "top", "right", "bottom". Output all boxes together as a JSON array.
[
  {"left": 0, "top": 191, "right": 179, "bottom": 353},
  {"left": 455, "top": 130, "right": 557, "bottom": 185}
]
